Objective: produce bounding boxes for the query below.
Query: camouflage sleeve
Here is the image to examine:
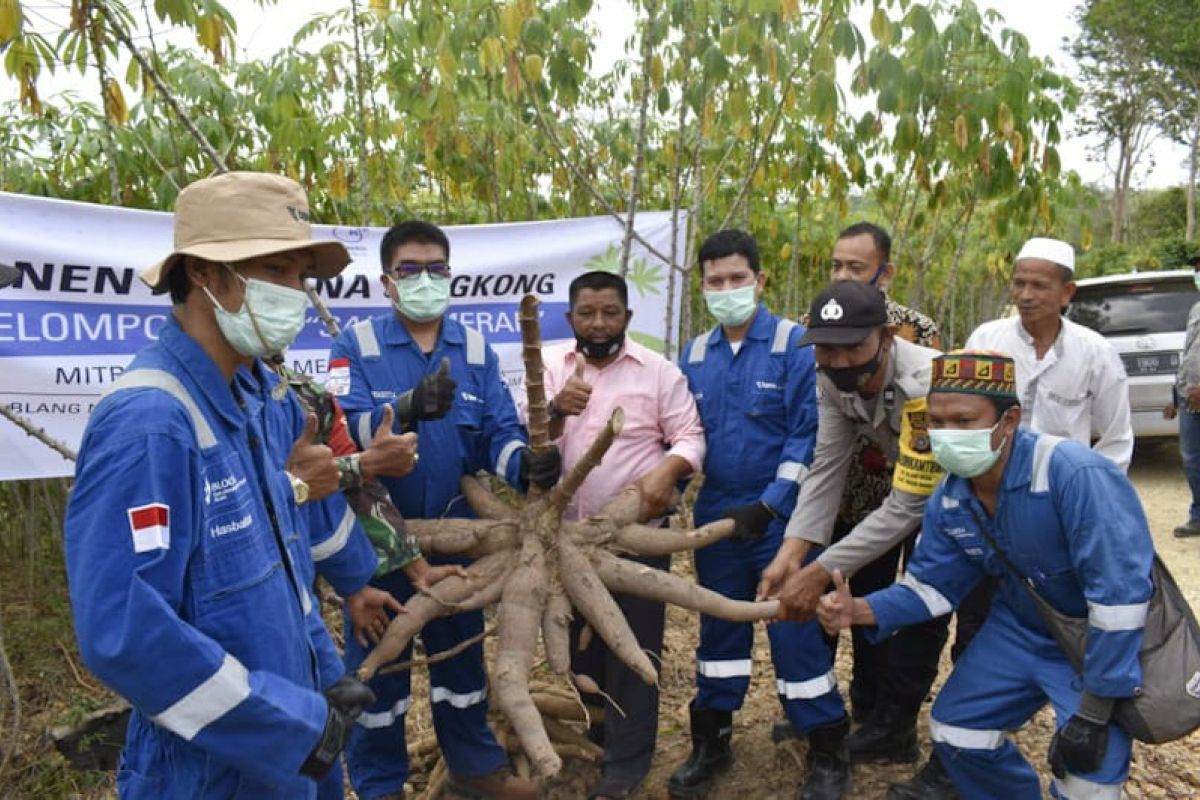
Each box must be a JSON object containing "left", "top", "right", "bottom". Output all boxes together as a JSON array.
[{"left": 344, "top": 479, "right": 424, "bottom": 577}]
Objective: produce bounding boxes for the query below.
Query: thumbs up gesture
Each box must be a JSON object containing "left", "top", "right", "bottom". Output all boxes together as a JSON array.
[
  {"left": 817, "top": 569, "right": 855, "bottom": 637},
  {"left": 362, "top": 405, "right": 420, "bottom": 478},
  {"left": 287, "top": 413, "right": 339, "bottom": 501},
  {"left": 397, "top": 357, "right": 457, "bottom": 425},
  {"left": 553, "top": 356, "right": 592, "bottom": 417}
]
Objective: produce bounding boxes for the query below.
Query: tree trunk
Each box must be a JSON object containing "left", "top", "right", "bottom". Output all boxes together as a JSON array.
[
  {"left": 1188, "top": 100, "right": 1199, "bottom": 242},
  {"left": 349, "top": 0, "right": 371, "bottom": 222},
  {"left": 619, "top": 6, "right": 656, "bottom": 276}
]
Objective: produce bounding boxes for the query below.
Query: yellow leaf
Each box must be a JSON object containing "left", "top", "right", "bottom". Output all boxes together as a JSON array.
[
  {"left": 103, "top": 77, "right": 128, "bottom": 125},
  {"left": 523, "top": 53, "right": 543, "bottom": 84},
  {"left": 766, "top": 44, "right": 778, "bottom": 82},
  {"left": 977, "top": 142, "right": 991, "bottom": 177},
  {"left": 954, "top": 114, "right": 968, "bottom": 152},
  {"left": 500, "top": 3, "right": 523, "bottom": 42},
  {"left": 1010, "top": 130, "right": 1025, "bottom": 170},
  {"left": 196, "top": 14, "right": 225, "bottom": 65},
  {"left": 779, "top": 0, "right": 799, "bottom": 24},
  {"left": 1081, "top": 222, "right": 1093, "bottom": 251},
  {"left": 479, "top": 37, "right": 505, "bottom": 75},
  {"left": 1038, "top": 191, "right": 1051, "bottom": 226},
  {"left": 368, "top": 0, "right": 390, "bottom": 17},
  {"left": 437, "top": 45, "right": 457, "bottom": 80},
  {"left": 0, "top": 0, "right": 23, "bottom": 45},
  {"left": 779, "top": 242, "right": 793, "bottom": 263},
  {"left": 142, "top": 68, "right": 156, "bottom": 99},
  {"left": 649, "top": 54, "right": 664, "bottom": 88},
  {"left": 329, "top": 162, "right": 349, "bottom": 201}
]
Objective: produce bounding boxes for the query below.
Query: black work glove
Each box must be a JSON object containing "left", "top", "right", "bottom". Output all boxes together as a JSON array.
[
  {"left": 396, "top": 357, "right": 456, "bottom": 424},
  {"left": 723, "top": 501, "right": 777, "bottom": 541},
  {"left": 1048, "top": 693, "right": 1114, "bottom": 778},
  {"left": 520, "top": 445, "right": 562, "bottom": 490},
  {"left": 323, "top": 675, "right": 375, "bottom": 718},
  {"left": 300, "top": 703, "right": 356, "bottom": 779}
]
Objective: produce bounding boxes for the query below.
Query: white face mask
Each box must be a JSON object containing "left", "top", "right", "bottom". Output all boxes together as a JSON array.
[
  {"left": 392, "top": 271, "right": 451, "bottom": 322},
  {"left": 929, "top": 420, "right": 1008, "bottom": 478},
  {"left": 205, "top": 267, "right": 310, "bottom": 358},
  {"left": 704, "top": 284, "right": 758, "bottom": 326}
]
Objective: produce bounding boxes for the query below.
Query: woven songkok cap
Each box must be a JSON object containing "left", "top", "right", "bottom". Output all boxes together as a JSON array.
[{"left": 930, "top": 349, "right": 1017, "bottom": 401}]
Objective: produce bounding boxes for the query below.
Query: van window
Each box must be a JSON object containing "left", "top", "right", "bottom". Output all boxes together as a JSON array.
[{"left": 1068, "top": 278, "right": 1197, "bottom": 336}]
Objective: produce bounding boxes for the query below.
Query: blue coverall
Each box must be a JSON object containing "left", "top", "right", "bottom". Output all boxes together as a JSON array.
[
  {"left": 681, "top": 305, "right": 846, "bottom": 733},
  {"left": 234, "top": 365, "right": 381, "bottom": 800},
  {"left": 866, "top": 430, "right": 1153, "bottom": 800},
  {"left": 65, "top": 318, "right": 337, "bottom": 799},
  {"left": 329, "top": 312, "right": 528, "bottom": 797}
]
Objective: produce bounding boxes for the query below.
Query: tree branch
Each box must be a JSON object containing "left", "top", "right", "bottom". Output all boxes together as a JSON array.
[{"left": 619, "top": 7, "right": 656, "bottom": 276}]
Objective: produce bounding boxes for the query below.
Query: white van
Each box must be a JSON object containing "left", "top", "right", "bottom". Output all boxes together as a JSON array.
[{"left": 1067, "top": 269, "right": 1197, "bottom": 439}]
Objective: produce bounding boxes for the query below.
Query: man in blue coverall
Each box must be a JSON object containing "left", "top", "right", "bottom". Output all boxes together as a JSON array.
[
  {"left": 65, "top": 172, "right": 375, "bottom": 798},
  {"left": 817, "top": 350, "right": 1154, "bottom": 800},
  {"left": 329, "top": 220, "right": 559, "bottom": 800},
  {"left": 670, "top": 229, "right": 850, "bottom": 800}
]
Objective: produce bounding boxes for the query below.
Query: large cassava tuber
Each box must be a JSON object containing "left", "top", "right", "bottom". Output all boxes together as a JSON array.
[{"left": 357, "top": 294, "right": 779, "bottom": 778}]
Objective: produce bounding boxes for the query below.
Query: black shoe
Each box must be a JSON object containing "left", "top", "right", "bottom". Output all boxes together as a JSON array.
[
  {"left": 667, "top": 708, "right": 734, "bottom": 798},
  {"left": 886, "top": 755, "right": 959, "bottom": 800},
  {"left": 846, "top": 706, "right": 918, "bottom": 764},
  {"left": 851, "top": 703, "right": 874, "bottom": 725},
  {"left": 797, "top": 718, "right": 851, "bottom": 800},
  {"left": 1174, "top": 519, "right": 1200, "bottom": 538}
]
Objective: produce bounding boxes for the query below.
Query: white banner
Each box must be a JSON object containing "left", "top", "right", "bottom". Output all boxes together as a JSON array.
[{"left": 0, "top": 192, "right": 684, "bottom": 481}]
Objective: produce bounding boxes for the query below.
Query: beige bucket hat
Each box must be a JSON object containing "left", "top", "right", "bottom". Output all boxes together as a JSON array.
[{"left": 140, "top": 171, "right": 351, "bottom": 292}]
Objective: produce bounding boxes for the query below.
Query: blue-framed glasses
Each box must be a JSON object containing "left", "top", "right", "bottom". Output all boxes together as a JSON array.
[{"left": 392, "top": 261, "right": 451, "bottom": 280}]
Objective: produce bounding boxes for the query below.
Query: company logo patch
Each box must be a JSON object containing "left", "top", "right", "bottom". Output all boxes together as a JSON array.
[
  {"left": 127, "top": 503, "right": 170, "bottom": 553},
  {"left": 204, "top": 473, "right": 247, "bottom": 505},
  {"left": 819, "top": 299, "right": 844, "bottom": 321}
]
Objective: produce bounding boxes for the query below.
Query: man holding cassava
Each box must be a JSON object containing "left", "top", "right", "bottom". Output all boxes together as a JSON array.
[
  {"left": 540, "top": 270, "right": 705, "bottom": 800},
  {"left": 328, "top": 220, "right": 558, "bottom": 800},
  {"left": 672, "top": 229, "right": 850, "bottom": 800}
]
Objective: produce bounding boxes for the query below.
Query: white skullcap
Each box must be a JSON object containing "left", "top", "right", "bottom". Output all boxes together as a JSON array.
[{"left": 1016, "top": 237, "right": 1075, "bottom": 272}]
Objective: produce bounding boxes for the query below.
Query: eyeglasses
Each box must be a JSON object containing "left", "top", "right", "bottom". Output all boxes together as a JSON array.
[{"left": 392, "top": 261, "right": 451, "bottom": 280}]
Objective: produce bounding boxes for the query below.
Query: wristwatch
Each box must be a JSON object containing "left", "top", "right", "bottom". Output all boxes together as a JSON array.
[{"left": 286, "top": 471, "right": 310, "bottom": 505}]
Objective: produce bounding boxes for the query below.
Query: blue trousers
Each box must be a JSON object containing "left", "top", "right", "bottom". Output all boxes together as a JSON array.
[
  {"left": 930, "top": 604, "right": 1130, "bottom": 800},
  {"left": 1179, "top": 406, "right": 1200, "bottom": 523},
  {"left": 341, "top": 558, "right": 506, "bottom": 800},
  {"left": 692, "top": 525, "right": 846, "bottom": 733}
]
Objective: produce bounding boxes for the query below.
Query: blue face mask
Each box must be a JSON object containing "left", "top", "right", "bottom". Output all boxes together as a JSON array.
[{"left": 929, "top": 420, "right": 1008, "bottom": 478}]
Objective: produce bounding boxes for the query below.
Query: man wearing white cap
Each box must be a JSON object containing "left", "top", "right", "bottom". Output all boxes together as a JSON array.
[
  {"left": 65, "top": 172, "right": 377, "bottom": 798},
  {"left": 964, "top": 237, "right": 1132, "bottom": 471}
]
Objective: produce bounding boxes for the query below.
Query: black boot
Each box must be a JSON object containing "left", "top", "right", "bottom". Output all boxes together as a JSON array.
[
  {"left": 667, "top": 708, "right": 734, "bottom": 798},
  {"left": 797, "top": 718, "right": 851, "bottom": 800},
  {"left": 886, "top": 755, "right": 959, "bottom": 800},
  {"left": 846, "top": 705, "right": 918, "bottom": 764}
]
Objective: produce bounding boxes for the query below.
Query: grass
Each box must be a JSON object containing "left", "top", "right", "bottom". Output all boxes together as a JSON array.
[{"left": 0, "top": 481, "right": 115, "bottom": 799}]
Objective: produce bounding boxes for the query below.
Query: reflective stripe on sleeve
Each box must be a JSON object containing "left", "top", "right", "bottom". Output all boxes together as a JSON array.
[
  {"left": 352, "top": 320, "right": 381, "bottom": 358},
  {"left": 898, "top": 572, "right": 953, "bottom": 618},
  {"left": 696, "top": 659, "right": 753, "bottom": 678},
  {"left": 929, "top": 718, "right": 1005, "bottom": 750},
  {"left": 775, "top": 461, "right": 807, "bottom": 483},
  {"left": 1087, "top": 600, "right": 1149, "bottom": 632},
  {"left": 152, "top": 654, "right": 251, "bottom": 741},
  {"left": 775, "top": 671, "right": 837, "bottom": 700},
  {"left": 103, "top": 369, "right": 218, "bottom": 450},
  {"left": 430, "top": 686, "right": 487, "bottom": 708},
  {"left": 1052, "top": 775, "right": 1123, "bottom": 800},
  {"left": 357, "top": 697, "right": 412, "bottom": 729},
  {"left": 355, "top": 412, "right": 374, "bottom": 451},
  {"left": 771, "top": 319, "right": 797, "bottom": 353},
  {"left": 463, "top": 326, "right": 486, "bottom": 366},
  {"left": 311, "top": 505, "right": 356, "bottom": 562},
  {"left": 495, "top": 439, "right": 524, "bottom": 481}
]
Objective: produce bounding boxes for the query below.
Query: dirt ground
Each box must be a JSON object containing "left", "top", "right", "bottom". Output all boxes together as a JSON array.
[{"left": 3, "top": 440, "right": 1200, "bottom": 799}]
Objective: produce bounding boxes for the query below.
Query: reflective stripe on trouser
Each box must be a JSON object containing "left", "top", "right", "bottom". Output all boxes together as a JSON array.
[
  {"left": 930, "top": 603, "right": 1130, "bottom": 800},
  {"left": 691, "top": 528, "right": 845, "bottom": 733},
  {"left": 342, "top": 560, "right": 506, "bottom": 798}
]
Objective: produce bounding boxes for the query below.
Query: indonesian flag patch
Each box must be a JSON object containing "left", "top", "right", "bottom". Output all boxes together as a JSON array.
[
  {"left": 127, "top": 503, "right": 170, "bottom": 553},
  {"left": 325, "top": 357, "right": 351, "bottom": 397}
]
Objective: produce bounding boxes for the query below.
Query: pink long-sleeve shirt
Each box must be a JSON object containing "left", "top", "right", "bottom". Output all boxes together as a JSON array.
[{"left": 541, "top": 339, "right": 706, "bottom": 521}]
